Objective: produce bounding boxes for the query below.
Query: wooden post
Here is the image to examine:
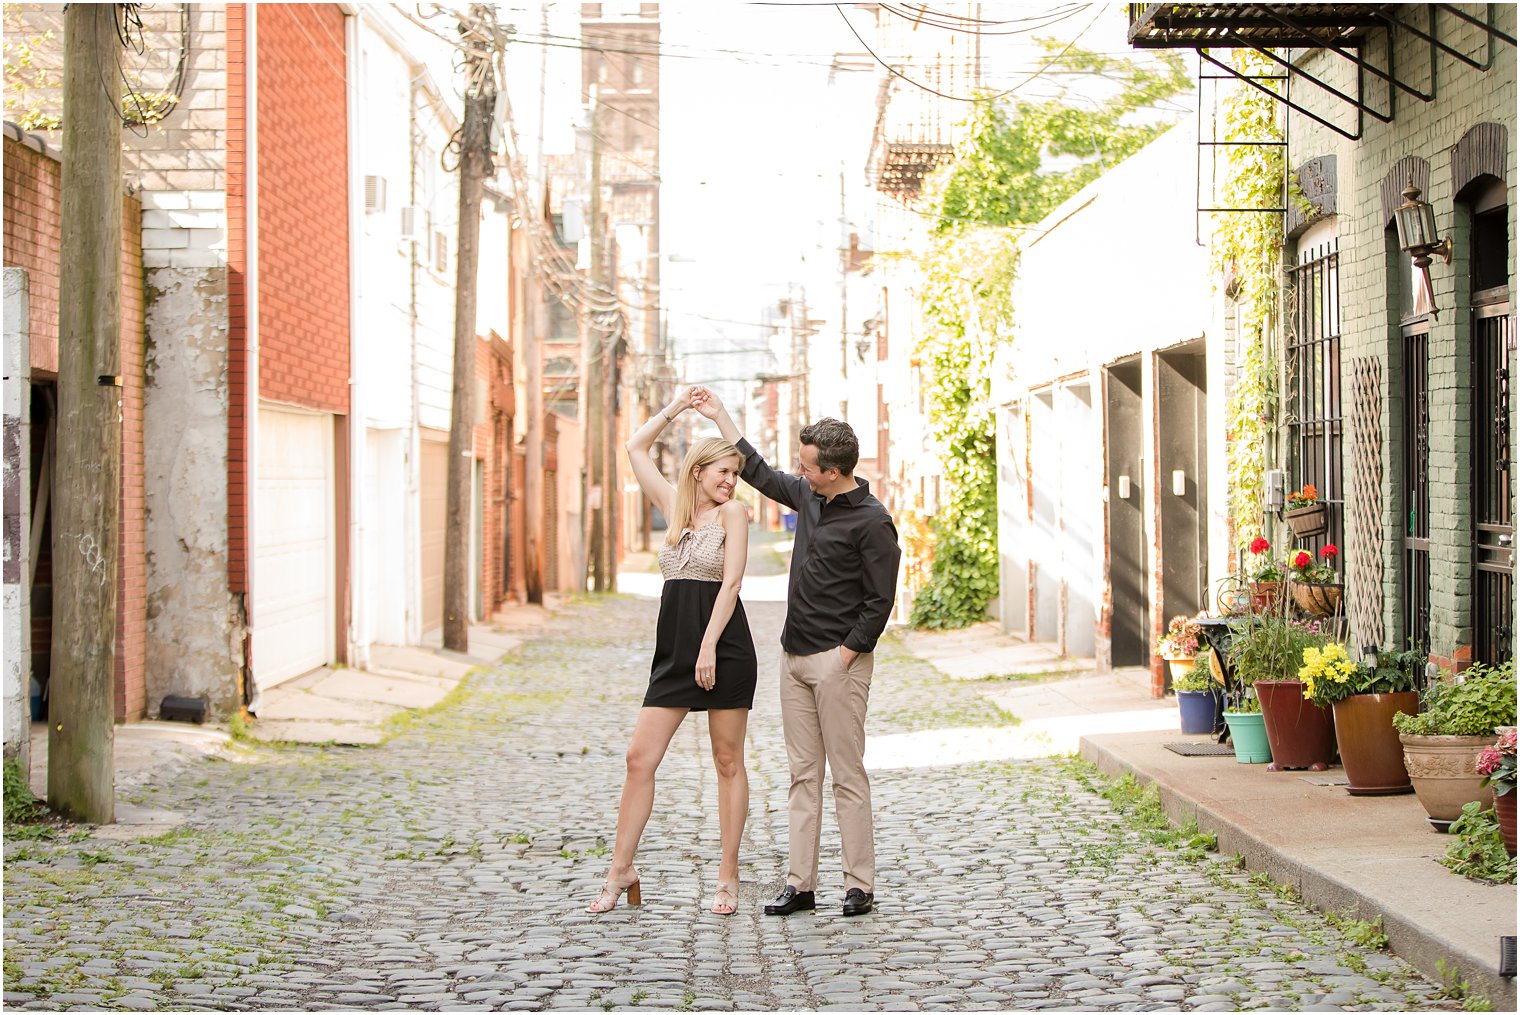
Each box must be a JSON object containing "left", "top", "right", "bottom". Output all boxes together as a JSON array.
[
  {"left": 584, "top": 88, "right": 607, "bottom": 593},
  {"left": 444, "top": 58, "right": 495, "bottom": 652},
  {"left": 49, "top": 3, "right": 123, "bottom": 825}
]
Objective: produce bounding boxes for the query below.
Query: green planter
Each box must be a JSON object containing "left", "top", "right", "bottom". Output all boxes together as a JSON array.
[{"left": 1224, "top": 712, "right": 1273, "bottom": 764}]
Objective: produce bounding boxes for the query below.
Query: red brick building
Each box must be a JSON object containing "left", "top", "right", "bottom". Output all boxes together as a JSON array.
[
  {"left": 228, "top": 4, "right": 354, "bottom": 693},
  {"left": 3, "top": 128, "right": 150, "bottom": 721}
]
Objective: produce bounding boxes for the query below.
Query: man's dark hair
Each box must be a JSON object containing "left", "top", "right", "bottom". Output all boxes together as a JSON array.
[{"left": 800, "top": 417, "right": 859, "bottom": 475}]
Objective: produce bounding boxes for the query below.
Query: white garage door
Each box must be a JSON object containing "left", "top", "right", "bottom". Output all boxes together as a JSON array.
[{"left": 254, "top": 406, "right": 335, "bottom": 689}]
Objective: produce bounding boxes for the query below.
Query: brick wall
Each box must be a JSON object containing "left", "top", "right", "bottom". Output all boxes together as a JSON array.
[
  {"left": 117, "top": 201, "right": 147, "bottom": 720},
  {"left": 475, "top": 334, "right": 518, "bottom": 616},
  {"left": 1289, "top": 10, "right": 1517, "bottom": 662},
  {"left": 2, "top": 134, "right": 149, "bottom": 720},
  {"left": 3, "top": 138, "right": 60, "bottom": 377},
  {"left": 253, "top": 3, "right": 351, "bottom": 414},
  {"left": 227, "top": 4, "right": 249, "bottom": 596}
]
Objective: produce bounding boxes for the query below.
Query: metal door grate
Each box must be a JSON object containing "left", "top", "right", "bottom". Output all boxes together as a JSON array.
[
  {"left": 1403, "top": 323, "right": 1431, "bottom": 654},
  {"left": 1287, "top": 241, "right": 1344, "bottom": 553},
  {"left": 1473, "top": 302, "right": 1514, "bottom": 665}
]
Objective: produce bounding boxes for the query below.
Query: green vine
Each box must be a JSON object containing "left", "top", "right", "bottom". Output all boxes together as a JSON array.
[
  {"left": 907, "top": 46, "right": 1188, "bottom": 628},
  {"left": 1213, "top": 49, "right": 1288, "bottom": 546}
]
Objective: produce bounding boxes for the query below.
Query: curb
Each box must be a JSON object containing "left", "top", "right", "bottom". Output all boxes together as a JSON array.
[{"left": 1080, "top": 734, "right": 1516, "bottom": 1011}]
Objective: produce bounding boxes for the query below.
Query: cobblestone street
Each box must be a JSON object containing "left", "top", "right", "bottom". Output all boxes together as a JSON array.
[{"left": 5, "top": 595, "right": 1462, "bottom": 1012}]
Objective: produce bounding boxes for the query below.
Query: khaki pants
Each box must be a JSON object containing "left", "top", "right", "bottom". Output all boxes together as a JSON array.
[{"left": 780, "top": 648, "right": 874, "bottom": 894}]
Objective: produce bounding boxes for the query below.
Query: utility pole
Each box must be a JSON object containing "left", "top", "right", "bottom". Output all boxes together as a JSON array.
[
  {"left": 49, "top": 3, "right": 123, "bottom": 824},
  {"left": 521, "top": 2, "right": 549, "bottom": 606},
  {"left": 443, "top": 5, "right": 499, "bottom": 653},
  {"left": 584, "top": 87, "right": 608, "bottom": 592}
]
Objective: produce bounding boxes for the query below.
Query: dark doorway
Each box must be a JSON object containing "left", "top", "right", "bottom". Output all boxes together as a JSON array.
[
  {"left": 1105, "top": 359, "right": 1146, "bottom": 666},
  {"left": 1468, "top": 178, "right": 1512, "bottom": 666},
  {"left": 1157, "top": 345, "right": 1208, "bottom": 627}
]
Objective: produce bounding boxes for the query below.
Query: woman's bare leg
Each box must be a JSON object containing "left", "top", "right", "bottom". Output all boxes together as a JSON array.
[
  {"left": 605, "top": 706, "right": 688, "bottom": 881},
  {"left": 707, "top": 708, "right": 751, "bottom": 888}
]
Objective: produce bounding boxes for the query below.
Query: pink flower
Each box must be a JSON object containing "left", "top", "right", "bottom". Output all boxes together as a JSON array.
[{"left": 1478, "top": 746, "right": 1503, "bottom": 776}]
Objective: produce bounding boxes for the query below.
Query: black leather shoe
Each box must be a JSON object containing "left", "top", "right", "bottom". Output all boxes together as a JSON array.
[
  {"left": 763, "top": 886, "right": 815, "bottom": 915},
  {"left": 842, "top": 888, "right": 874, "bottom": 917}
]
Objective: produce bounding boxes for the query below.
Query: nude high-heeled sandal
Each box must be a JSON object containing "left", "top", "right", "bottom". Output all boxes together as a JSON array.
[{"left": 587, "top": 869, "right": 641, "bottom": 913}]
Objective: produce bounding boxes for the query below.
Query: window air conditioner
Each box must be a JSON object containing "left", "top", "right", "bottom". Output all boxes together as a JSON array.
[{"left": 363, "top": 174, "right": 387, "bottom": 213}]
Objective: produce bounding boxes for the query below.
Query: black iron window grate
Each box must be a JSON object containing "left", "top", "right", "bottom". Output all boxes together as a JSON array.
[
  {"left": 1287, "top": 241, "right": 1344, "bottom": 554},
  {"left": 1403, "top": 323, "right": 1432, "bottom": 655},
  {"left": 1473, "top": 303, "right": 1513, "bottom": 666}
]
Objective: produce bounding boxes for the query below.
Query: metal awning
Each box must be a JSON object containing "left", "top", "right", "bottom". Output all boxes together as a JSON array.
[
  {"left": 1127, "top": 3, "right": 1515, "bottom": 140},
  {"left": 1128, "top": 4, "right": 1389, "bottom": 48}
]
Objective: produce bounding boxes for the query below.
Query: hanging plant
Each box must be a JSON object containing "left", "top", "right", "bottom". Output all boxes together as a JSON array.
[{"left": 1212, "top": 49, "right": 1290, "bottom": 546}]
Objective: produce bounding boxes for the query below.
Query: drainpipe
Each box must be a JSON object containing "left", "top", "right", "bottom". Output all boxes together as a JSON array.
[
  {"left": 344, "top": 8, "right": 368, "bottom": 668},
  {"left": 244, "top": 3, "right": 261, "bottom": 706},
  {"left": 405, "top": 71, "right": 423, "bottom": 646}
]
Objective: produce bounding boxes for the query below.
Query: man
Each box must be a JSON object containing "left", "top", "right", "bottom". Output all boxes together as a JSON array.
[{"left": 691, "top": 387, "right": 901, "bottom": 918}]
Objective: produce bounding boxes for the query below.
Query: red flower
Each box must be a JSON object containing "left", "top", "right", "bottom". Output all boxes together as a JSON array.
[
  {"left": 1293, "top": 550, "right": 1312, "bottom": 568},
  {"left": 1321, "top": 544, "right": 1338, "bottom": 559},
  {"left": 1250, "top": 537, "right": 1270, "bottom": 555}
]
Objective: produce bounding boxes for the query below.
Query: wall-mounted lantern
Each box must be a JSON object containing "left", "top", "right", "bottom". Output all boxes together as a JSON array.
[{"left": 1393, "top": 181, "right": 1452, "bottom": 319}]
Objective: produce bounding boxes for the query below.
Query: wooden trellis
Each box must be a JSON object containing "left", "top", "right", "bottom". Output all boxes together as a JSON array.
[{"left": 1348, "top": 357, "right": 1384, "bottom": 649}]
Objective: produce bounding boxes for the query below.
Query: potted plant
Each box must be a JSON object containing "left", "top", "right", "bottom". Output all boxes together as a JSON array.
[
  {"left": 1288, "top": 544, "right": 1342, "bottom": 617},
  {"left": 1303, "top": 644, "right": 1423, "bottom": 796},
  {"left": 1175, "top": 652, "right": 1224, "bottom": 735},
  {"left": 1284, "top": 483, "right": 1327, "bottom": 537},
  {"left": 1223, "top": 689, "right": 1271, "bottom": 764},
  {"left": 1230, "top": 614, "right": 1335, "bottom": 770},
  {"left": 1477, "top": 727, "right": 1517, "bottom": 857},
  {"left": 1156, "top": 615, "right": 1203, "bottom": 689},
  {"left": 1245, "top": 537, "right": 1285, "bottom": 613},
  {"left": 1393, "top": 660, "right": 1516, "bottom": 831}
]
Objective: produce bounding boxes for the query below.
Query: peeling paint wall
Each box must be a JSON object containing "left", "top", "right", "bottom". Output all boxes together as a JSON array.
[
  {"left": 4, "top": 269, "right": 31, "bottom": 772},
  {"left": 143, "top": 267, "right": 242, "bottom": 717}
]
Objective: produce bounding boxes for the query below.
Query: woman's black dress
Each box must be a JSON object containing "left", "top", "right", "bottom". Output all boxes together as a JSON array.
[{"left": 644, "top": 523, "right": 757, "bottom": 711}]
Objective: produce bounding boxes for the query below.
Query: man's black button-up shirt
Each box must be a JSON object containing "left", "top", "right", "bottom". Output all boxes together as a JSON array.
[{"left": 736, "top": 438, "right": 902, "bottom": 656}]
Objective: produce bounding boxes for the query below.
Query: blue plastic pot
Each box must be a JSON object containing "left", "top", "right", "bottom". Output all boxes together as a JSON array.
[
  {"left": 1224, "top": 711, "right": 1273, "bottom": 764},
  {"left": 1178, "top": 689, "right": 1224, "bottom": 735}
]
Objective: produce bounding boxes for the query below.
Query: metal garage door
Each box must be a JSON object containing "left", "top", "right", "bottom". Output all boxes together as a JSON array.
[
  {"left": 254, "top": 406, "right": 335, "bottom": 689},
  {"left": 420, "top": 432, "right": 448, "bottom": 633}
]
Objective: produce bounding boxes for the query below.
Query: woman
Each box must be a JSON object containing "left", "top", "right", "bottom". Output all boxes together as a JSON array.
[{"left": 587, "top": 388, "right": 758, "bottom": 916}]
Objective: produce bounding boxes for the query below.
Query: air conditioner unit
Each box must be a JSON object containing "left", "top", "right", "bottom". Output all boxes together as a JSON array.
[
  {"left": 399, "top": 205, "right": 419, "bottom": 242},
  {"left": 363, "top": 174, "right": 387, "bottom": 214}
]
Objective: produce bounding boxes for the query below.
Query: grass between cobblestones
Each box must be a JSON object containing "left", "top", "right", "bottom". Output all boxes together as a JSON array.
[{"left": 2, "top": 594, "right": 1472, "bottom": 1011}]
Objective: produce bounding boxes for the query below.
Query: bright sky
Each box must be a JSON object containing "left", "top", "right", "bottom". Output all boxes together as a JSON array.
[{"left": 479, "top": 2, "right": 1159, "bottom": 382}]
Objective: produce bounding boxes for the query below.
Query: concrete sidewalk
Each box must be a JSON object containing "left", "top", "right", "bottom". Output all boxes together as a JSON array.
[
  {"left": 1080, "top": 733, "right": 1516, "bottom": 1011},
  {"left": 27, "top": 613, "right": 550, "bottom": 820},
  {"left": 248, "top": 622, "right": 527, "bottom": 746},
  {"left": 897, "top": 621, "right": 1515, "bottom": 1010}
]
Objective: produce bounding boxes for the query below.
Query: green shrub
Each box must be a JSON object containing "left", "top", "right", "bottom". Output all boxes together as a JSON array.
[
  {"left": 1441, "top": 802, "right": 1517, "bottom": 883},
  {"left": 1227, "top": 615, "right": 1330, "bottom": 685},
  {"left": 1174, "top": 653, "right": 1215, "bottom": 693},
  {"left": 3, "top": 757, "right": 44, "bottom": 826},
  {"left": 1394, "top": 661, "right": 1516, "bottom": 736}
]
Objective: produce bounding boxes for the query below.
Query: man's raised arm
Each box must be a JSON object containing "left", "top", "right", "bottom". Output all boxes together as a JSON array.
[{"left": 691, "top": 386, "right": 808, "bottom": 511}]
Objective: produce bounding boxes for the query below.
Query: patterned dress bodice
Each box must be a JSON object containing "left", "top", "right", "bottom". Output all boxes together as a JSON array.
[{"left": 658, "top": 523, "right": 727, "bottom": 582}]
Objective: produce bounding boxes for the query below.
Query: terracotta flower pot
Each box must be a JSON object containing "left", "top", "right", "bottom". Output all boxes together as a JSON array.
[
  {"left": 1332, "top": 692, "right": 1418, "bottom": 796},
  {"left": 1249, "top": 581, "right": 1283, "bottom": 613},
  {"left": 1291, "top": 581, "right": 1343, "bottom": 617},
  {"left": 1399, "top": 734, "right": 1498, "bottom": 828},
  {"left": 1285, "top": 502, "right": 1328, "bottom": 537},
  {"left": 1257, "top": 680, "right": 1336, "bottom": 771},
  {"left": 1495, "top": 792, "right": 1517, "bottom": 858}
]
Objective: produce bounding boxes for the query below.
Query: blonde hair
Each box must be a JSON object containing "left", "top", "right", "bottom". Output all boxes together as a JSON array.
[{"left": 666, "top": 436, "right": 742, "bottom": 545}]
